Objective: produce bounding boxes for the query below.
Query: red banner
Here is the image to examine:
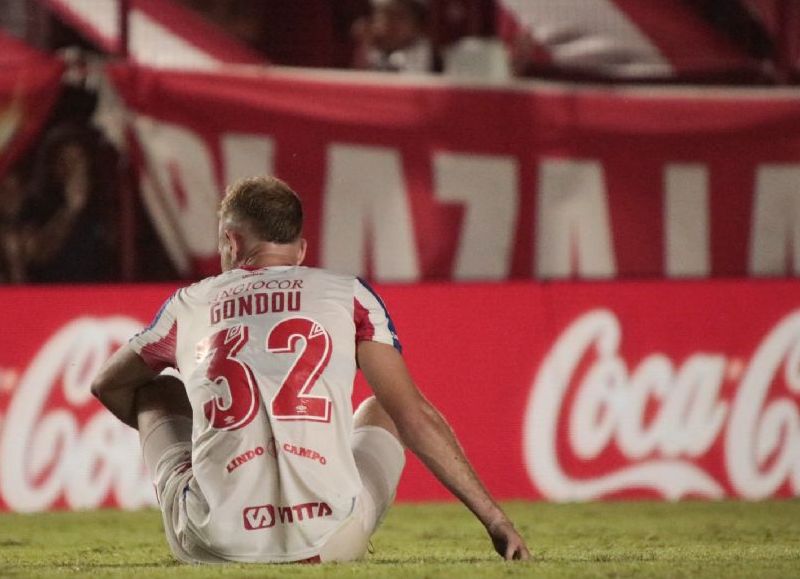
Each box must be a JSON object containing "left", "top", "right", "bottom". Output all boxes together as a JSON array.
[
  {"left": 110, "top": 65, "right": 800, "bottom": 282},
  {"left": 0, "top": 32, "right": 64, "bottom": 179},
  {"left": 41, "top": 0, "right": 264, "bottom": 67},
  {"left": 498, "top": 0, "right": 763, "bottom": 80},
  {"left": 0, "top": 279, "right": 798, "bottom": 511}
]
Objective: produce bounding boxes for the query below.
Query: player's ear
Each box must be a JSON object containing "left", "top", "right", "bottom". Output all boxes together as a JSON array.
[
  {"left": 226, "top": 229, "right": 246, "bottom": 264},
  {"left": 296, "top": 239, "right": 307, "bottom": 265}
]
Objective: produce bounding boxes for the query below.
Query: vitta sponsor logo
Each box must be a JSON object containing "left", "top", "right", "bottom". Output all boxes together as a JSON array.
[
  {"left": 523, "top": 309, "right": 800, "bottom": 501},
  {"left": 243, "top": 502, "right": 333, "bottom": 530}
]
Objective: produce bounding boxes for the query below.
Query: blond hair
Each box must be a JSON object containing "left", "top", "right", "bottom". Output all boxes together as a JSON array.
[{"left": 220, "top": 176, "right": 303, "bottom": 243}]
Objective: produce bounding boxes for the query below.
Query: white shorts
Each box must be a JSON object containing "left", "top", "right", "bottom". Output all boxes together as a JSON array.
[
  {"left": 145, "top": 424, "right": 405, "bottom": 564},
  {"left": 319, "top": 426, "right": 405, "bottom": 562}
]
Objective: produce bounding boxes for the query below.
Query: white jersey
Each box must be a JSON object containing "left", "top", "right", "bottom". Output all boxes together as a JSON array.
[{"left": 129, "top": 265, "right": 401, "bottom": 562}]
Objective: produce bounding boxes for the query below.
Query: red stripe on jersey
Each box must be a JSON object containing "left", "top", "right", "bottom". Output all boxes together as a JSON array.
[
  {"left": 354, "top": 297, "right": 375, "bottom": 343},
  {"left": 139, "top": 321, "right": 177, "bottom": 371}
]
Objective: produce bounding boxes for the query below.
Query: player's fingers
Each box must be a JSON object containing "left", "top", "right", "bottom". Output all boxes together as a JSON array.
[
  {"left": 504, "top": 539, "right": 520, "bottom": 560},
  {"left": 505, "top": 538, "right": 530, "bottom": 561}
]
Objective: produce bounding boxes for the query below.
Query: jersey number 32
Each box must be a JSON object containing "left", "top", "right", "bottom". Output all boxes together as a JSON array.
[{"left": 202, "top": 317, "right": 333, "bottom": 430}]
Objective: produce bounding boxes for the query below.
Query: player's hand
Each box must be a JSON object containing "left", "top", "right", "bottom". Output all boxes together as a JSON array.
[{"left": 487, "top": 520, "right": 531, "bottom": 561}]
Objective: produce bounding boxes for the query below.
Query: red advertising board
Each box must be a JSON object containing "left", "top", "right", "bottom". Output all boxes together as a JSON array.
[{"left": 0, "top": 279, "right": 798, "bottom": 512}]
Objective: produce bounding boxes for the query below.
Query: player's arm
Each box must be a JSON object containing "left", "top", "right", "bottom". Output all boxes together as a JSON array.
[
  {"left": 357, "top": 340, "right": 531, "bottom": 561},
  {"left": 92, "top": 290, "right": 180, "bottom": 429},
  {"left": 91, "top": 345, "right": 158, "bottom": 429}
]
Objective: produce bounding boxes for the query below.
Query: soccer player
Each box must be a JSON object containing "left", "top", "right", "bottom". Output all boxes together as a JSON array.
[{"left": 91, "top": 176, "right": 530, "bottom": 564}]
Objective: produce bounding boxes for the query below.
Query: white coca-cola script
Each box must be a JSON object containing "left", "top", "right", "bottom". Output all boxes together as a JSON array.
[
  {"left": 523, "top": 309, "right": 800, "bottom": 501},
  {"left": 0, "top": 317, "right": 156, "bottom": 512}
]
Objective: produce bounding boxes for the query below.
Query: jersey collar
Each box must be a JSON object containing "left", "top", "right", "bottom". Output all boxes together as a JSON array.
[{"left": 238, "top": 264, "right": 296, "bottom": 272}]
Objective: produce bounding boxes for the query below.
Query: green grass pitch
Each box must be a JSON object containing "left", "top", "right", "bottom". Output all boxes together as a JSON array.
[{"left": 1, "top": 501, "right": 798, "bottom": 578}]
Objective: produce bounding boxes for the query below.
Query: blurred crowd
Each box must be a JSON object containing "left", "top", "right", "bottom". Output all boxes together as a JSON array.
[
  {"left": 173, "top": 0, "right": 478, "bottom": 73},
  {"left": 0, "top": 86, "right": 119, "bottom": 284},
  {"left": 173, "top": 0, "right": 797, "bottom": 80},
  {"left": 0, "top": 57, "right": 175, "bottom": 284},
  {"left": 7, "top": 0, "right": 796, "bottom": 79},
  {"left": 0, "top": 0, "right": 798, "bottom": 284}
]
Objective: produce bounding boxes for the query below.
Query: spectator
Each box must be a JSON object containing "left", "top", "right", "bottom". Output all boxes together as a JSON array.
[
  {"left": 352, "top": 0, "right": 439, "bottom": 73},
  {"left": 0, "top": 117, "right": 119, "bottom": 285},
  {"left": 0, "top": 170, "right": 27, "bottom": 283}
]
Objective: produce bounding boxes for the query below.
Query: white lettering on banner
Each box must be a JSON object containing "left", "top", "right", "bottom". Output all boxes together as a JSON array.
[
  {"left": 124, "top": 110, "right": 800, "bottom": 282},
  {"left": 433, "top": 153, "right": 519, "bottom": 279},
  {"left": 536, "top": 159, "right": 616, "bottom": 279},
  {"left": 523, "top": 309, "right": 800, "bottom": 501},
  {"left": 726, "top": 312, "right": 800, "bottom": 499},
  {"left": 0, "top": 318, "right": 155, "bottom": 512},
  {"left": 222, "top": 133, "right": 274, "bottom": 187},
  {"left": 665, "top": 164, "right": 709, "bottom": 277},
  {"left": 133, "top": 116, "right": 221, "bottom": 271},
  {"left": 119, "top": 94, "right": 800, "bottom": 283},
  {"left": 749, "top": 165, "right": 800, "bottom": 276},
  {"left": 322, "top": 144, "right": 419, "bottom": 281}
]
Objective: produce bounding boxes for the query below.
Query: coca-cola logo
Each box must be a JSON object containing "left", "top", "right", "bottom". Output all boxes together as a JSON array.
[
  {"left": 0, "top": 317, "right": 156, "bottom": 512},
  {"left": 523, "top": 309, "right": 800, "bottom": 501}
]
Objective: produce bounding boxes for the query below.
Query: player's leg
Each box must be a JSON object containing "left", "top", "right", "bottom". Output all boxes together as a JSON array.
[
  {"left": 136, "top": 374, "right": 206, "bottom": 563},
  {"left": 353, "top": 393, "right": 402, "bottom": 439},
  {"left": 137, "top": 374, "right": 193, "bottom": 480},
  {"left": 319, "top": 396, "right": 405, "bottom": 562},
  {"left": 351, "top": 396, "right": 405, "bottom": 532}
]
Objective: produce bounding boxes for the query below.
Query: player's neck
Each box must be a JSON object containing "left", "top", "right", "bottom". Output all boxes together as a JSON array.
[{"left": 237, "top": 244, "right": 299, "bottom": 269}]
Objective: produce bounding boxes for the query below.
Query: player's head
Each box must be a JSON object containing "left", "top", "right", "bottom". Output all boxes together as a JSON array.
[{"left": 218, "top": 176, "right": 306, "bottom": 271}]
